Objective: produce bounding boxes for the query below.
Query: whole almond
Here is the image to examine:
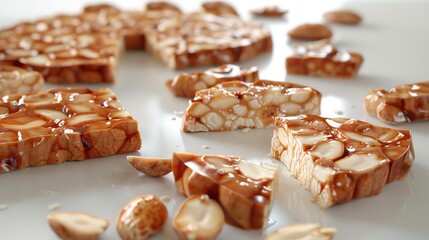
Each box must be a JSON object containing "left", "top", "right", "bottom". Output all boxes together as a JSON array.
[
  {"left": 117, "top": 195, "right": 168, "bottom": 240},
  {"left": 288, "top": 24, "right": 333, "bottom": 40},
  {"left": 324, "top": 10, "right": 362, "bottom": 25}
]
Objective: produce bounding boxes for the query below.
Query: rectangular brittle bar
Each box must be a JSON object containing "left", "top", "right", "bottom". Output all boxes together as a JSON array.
[
  {"left": 286, "top": 44, "right": 363, "bottom": 78},
  {"left": 166, "top": 64, "right": 259, "bottom": 98},
  {"left": 182, "top": 80, "right": 321, "bottom": 132},
  {"left": 145, "top": 12, "right": 272, "bottom": 69},
  {"left": 364, "top": 81, "right": 429, "bottom": 124},
  {"left": 0, "top": 18, "right": 122, "bottom": 84},
  {"left": 172, "top": 152, "right": 278, "bottom": 229},
  {"left": 271, "top": 115, "right": 414, "bottom": 208},
  {"left": 0, "top": 65, "right": 44, "bottom": 97},
  {"left": 0, "top": 88, "right": 141, "bottom": 173}
]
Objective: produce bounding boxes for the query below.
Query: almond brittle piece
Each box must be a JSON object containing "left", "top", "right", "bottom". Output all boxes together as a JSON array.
[
  {"left": 0, "top": 65, "right": 44, "bottom": 97},
  {"left": 0, "top": 87, "right": 141, "bottom": 173},
  {"left": 286, "top": 44, "right": 363, "bottom": 79},
  {"left": 166, "top": 64, "right": 259, "bottom": 98},
  {"left": 145, "top": 12, "right": 272, "bottom": 69},
  {"left": 172, "top": 152, "right": 278, "bottom": 229},
  {"left": 182, "top": 80, "right": 321, "bottom": 132},
  {"left": 364, "top": 81, "right": 429, "bottom": 124},
  {"left": 271, "top": 115, "right": 414, "bottom": 208},
  {"left": 0, "top": 15, "right": 123, "bottom": 83}
]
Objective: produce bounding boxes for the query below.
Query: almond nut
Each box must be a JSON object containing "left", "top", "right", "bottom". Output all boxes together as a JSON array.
[
  {"left": 266, "top": 223, "right": 336, "bottom": 240},
  {"left": 47, "top": 212, "right": 109, "bottom": 240},
  {"left": 324, "top": 10, "right": 362, "bottom": 25},
  {"left": 335, "top": 153, "right": 386, "bottom": 172},
  {"left": 288, "top": 24, "right": 333, "bottom": 40},
  {"left": 127, "top": 156, "right": 172, "bottom": 177},
  {"left": 117, "top": 195, "right": 168, "bottom": 240},
  {"left": 173, "top": 194, "right": 225, "bottom": 240}
]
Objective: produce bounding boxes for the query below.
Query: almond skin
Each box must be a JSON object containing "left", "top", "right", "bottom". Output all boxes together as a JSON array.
[
  {"left": 117, "top": 195, "right": 168, "bottom": 240},
  {"left": 288, "top": 24, "right": 333, "bottom": 40},
  {"left": 324, "top": 10, "right": 362, "bottom": 25}
]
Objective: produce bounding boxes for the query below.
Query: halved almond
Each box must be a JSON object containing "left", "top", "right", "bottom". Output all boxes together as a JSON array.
[
  {"left": 127, "top": 156, "right": 172, "bottom": 177},
  {"left": 266, "top": 223, "right": 336, "bottom": 240},
  {"left": 173, "top": 195, "right": 225, "bottom": 240},
  {"left": 47, "top": 212, "right": 109, "bottom": 240}
]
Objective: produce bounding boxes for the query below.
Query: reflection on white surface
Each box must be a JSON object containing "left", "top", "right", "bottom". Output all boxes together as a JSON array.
[
  {"left": 0, "top": 0, "right": 428, "bottom": 239},
  {"left": 321, "top": 95, "right": 348, "bottom": 117}
]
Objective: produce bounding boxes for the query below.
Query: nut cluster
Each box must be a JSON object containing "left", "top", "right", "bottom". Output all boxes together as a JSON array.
[{"left": 0, "top": 65, "right": 44, "bottom": 96}]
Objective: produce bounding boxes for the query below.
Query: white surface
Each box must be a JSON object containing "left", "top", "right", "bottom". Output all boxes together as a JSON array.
[{"left": 1, "top": 0, "right": 428, "bottom": 239}]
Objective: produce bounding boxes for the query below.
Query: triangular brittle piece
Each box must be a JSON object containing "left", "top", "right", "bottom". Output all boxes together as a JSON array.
[{"left": 271, "top": 115, "right": 414, "bottom": 208}]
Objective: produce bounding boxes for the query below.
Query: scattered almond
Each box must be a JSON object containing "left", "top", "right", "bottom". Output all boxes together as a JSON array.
[
  {"left": 117, "top": 195, "right": 168, "bottom": 240},
  {"left": 48, "top": 212, "right": 109, "bottom": 240},
  {"left": 173, "top": 195, "right": 225, "bottom": 240},
  {"left": 324, "top": 10, "right": 362, "bottom": 25},
  {"left": 266, "top": 223, "right": 336, "bottom": 240},
  {"left": 127, "top": 156, "right": 172, "bottom": 177},
  {"left": 288, "top": 24, "right": 333, "bottom": 41}
]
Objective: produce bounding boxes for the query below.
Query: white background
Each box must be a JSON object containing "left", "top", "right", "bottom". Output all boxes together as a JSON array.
[{"left": 0, "top": 0, "right": 429, "bottom": 239}]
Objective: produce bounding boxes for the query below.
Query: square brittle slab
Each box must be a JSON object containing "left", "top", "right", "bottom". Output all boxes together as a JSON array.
[{"left": 0, "top": 87, "right": 141, "bottom": 172}]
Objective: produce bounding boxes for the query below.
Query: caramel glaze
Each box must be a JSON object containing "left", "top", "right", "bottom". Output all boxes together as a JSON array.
[
  {"left": 173, "top": 152, "right": 275, "bottom": 229},
  {"left": 0, "top": 88, "right": 141, "bottom": 172}
]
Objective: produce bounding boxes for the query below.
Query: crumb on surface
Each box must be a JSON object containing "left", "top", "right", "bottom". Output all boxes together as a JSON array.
[
  {"left": 48, "top": 203, "right": 60, "bottom": 211},
  {"left": 242, "top": 128, "right": 251, "bottom": 133},
  {"left": 171, "top": 117, "right": 177, "bottom": 121},
  {"left": 334, "top": 110, "right": 344, "bottom": 115},
  {"left": 174, "top": 110, "right": 184, "bottom": 116},
  {"left": 160, "top": 196, "right": 171, "bottom": 201},
  {"left": 202, "top": 145, "right": 210, "bottom": 149}
]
